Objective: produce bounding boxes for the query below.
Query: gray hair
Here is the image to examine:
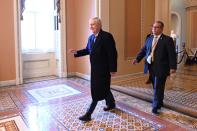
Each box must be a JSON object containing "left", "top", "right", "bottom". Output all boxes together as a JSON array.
[{"left": 91, "top": 17, "right": 102, "bottom": 27}]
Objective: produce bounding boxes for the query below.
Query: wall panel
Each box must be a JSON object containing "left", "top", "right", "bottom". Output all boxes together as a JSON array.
[{"left": 125, "top": 0, "right": 141, "bottom": 59}]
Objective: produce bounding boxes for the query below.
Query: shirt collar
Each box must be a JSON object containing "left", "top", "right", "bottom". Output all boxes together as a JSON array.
[
  {"left": 94, "top": 33, "right": 99, "bottom": 37},
  {"left": 154, "top": 34, "right": 161, "bottom": 39}
]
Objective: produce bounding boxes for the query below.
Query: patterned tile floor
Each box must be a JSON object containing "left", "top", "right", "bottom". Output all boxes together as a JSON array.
[
  {"left": 0, "top": 78, "right": 186, "bottom": 131},
  {"left": 110, "top": 65, "right": 197, "bottom": 119},
  {"left": 69, "top": 77, "right": 197, "bottom": 131},
  {"left": 49, "top": 97, "right": 163, "bottom": 130},
  {"left": 0, "top": 92, "right": 17, "bottom": 111}
]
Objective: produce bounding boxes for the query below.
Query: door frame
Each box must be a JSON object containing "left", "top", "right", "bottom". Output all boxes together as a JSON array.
[{"left": 14, "top": 0, "right": 67, "bottom": 84}]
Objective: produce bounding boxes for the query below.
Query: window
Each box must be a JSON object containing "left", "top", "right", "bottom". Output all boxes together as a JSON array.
[{"left": 21, "top": 0, "right": 55, "bottom": 53}]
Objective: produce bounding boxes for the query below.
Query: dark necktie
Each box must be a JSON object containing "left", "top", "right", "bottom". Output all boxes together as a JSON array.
[{"left": 91, "top": 36, "right": 96, "bottom": 49}]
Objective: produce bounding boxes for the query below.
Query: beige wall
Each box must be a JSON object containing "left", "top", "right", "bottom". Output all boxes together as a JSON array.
[
  {"left": 155, "top": 0, "right": 171, "bottom": 34},
  {"left": 186, "top": 4, "right": 197, "bottom": 48},
  {"left": 191, "top": 12, "right": 197, "bottom": 48},
  {"left": 109, "top": 0, "right": 155, "bottom": 75},
  {"left": 66, "top": 0, "right": 76, "bottom": 73},
  {"left": 75, "top": 0, "right": 96, "bottom": 75},
  {"left": 0, "top": 0, "right": 16, "bottom": 81},
  {"left": 125, "top": 0, "right": 141, "bottom": 58},
  {"left": 185, "top": 0, "right": 197, "bottom": 48},
  {"left": 66, "top": 0, "right": 96, "bottom": 76},
  {"left": 141, "top": 0, "right": 155, "bottom": 41},
  {"left": 185, "top": 0, "right": 197, "bottom": 7}
]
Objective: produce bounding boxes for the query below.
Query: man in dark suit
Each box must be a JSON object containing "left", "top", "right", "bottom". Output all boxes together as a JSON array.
[
  {"left": 132, "top": 21, "right": 177, "bottom": 114},
  {"left": 70, "top": 17, "right": 118, "bottom": 121}
]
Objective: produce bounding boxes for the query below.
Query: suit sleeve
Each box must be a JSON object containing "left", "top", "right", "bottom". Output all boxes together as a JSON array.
[
  {"left": 105, "top": 34, "right": 118, "bottom": 72},
  {"left": 74, "top": 41, "right": 90, "bottom": 57},
  {"left": 136, "top": 43, "right": 147, "bottom": 63},
  {"left": 166, "top": 37, "right": 177, "bottom": 70},
  {"left": 74, "top": 48, "right": 89, "bottom": 57}
]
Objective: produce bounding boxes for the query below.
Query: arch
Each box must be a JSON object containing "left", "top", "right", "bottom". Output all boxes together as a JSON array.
[{"left": 171, "top": 11, "right": 182, "bottom": 51}]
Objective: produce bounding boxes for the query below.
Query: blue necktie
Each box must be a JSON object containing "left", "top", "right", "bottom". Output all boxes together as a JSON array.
[{"left": 91, "top": 36, "right": 96, "bottom": 49}]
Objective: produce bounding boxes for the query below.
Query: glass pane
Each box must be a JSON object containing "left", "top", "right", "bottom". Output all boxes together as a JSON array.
[
  {"left": 21, "top": 0, "right": 55, "bottom": 53},
  {"left": 21, "top": 13, "right": 36, "bottom": 51}
]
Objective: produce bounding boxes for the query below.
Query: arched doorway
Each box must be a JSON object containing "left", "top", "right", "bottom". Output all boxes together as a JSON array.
[{"left": 171, "top": 11, "right": 181, "bottom": 52}]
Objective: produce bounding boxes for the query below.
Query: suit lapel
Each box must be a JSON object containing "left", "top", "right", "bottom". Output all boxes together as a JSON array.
[
  {"left": 147, "top": 36, "right": 154, "bottom": 55},
  {"left": 154, "top": 34, "right": 164, "bottom": 51}
]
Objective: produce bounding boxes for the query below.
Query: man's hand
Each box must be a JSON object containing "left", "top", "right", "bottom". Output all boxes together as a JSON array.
[
  {"left": 69, "top": 49, "right": 77, "bottom": 54},
  {"left": 110, "top": 72, "right": 116, "bottom": 76},
  {"left": 132, "top": 59, "right": 137, "bottom": 65},
  {"left": 170, "top": 69, "right": 176, "bottom": 80},
  {"left": 170, "top": 69, "right": 176, "bottom": 74}
]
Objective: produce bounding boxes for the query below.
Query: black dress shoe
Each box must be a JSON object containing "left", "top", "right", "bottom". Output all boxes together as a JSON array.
[
  {"left": 79, "top": 114, "right": 91, "bottom": 121},
  {"left": 157, "top": 103, "right": 163, "bottom": 109},
  {"left": 152, "top": 108, "right": 159, "bottom": 115},
  {"left": 157, "top": 106, "right": 161, "bottom": 109},
  {"left": 103, "top": 104, "right": 116, "bottom": 111}
]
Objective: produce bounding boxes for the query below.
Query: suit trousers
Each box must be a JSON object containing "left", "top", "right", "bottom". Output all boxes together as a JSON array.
[
  {"left": 105, "top": 90, "right": 115, "bottom": 106},
  {"left": 86, "top": 90, "right": 115, "bottom": 115},
  {"left": 151, "top": 75, "right": 167, "bottom": 109}
]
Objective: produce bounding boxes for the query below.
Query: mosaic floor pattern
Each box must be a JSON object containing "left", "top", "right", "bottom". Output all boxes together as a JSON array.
[
  {"left": 111, "top": 72, "right": 197, "bottom": 118},
  {"left": 0, "top": 92, "right": 17, "bottom": 111},
  {"left": 69, "top": 77, "right": 197, "bottom": 130},
  {"left": 50, "top": 96, "right": 163, "bottom": 131},
  {"left": 112, "top": 90, "right": 197, "bottom": 131}
]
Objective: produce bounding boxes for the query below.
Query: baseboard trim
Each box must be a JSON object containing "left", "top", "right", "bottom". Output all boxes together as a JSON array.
[
  {"left": 67, "top": 72, "right": 143, "bottom": 82},
  {"left": 67, "top": 72, "right": 76, "bottom": 77},
  {"left": 0, "top": 80, "right": 16, "bottom": 87},
  {"left": 60, "top": 72, "right": 67, "bottom": 78},
  {"left": 112, "top": 72, "right": 144, "bottom": 81},
  {"left": 0, "top": 72, "right": 143, "bottom": 87},
  {"left": 76, "top": 72, "right": 90, "bottom": 80},
  {"left": 67, "top": 72, "right": 90, "bottom": 80}
]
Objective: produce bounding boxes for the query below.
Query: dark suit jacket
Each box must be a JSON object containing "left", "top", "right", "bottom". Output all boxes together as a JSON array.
[
  {"left": 136, "top": 34, "right": 177, "bottom": 78},
  {"left": 74, "top": 30, "right": 118, "bottom": 101}
]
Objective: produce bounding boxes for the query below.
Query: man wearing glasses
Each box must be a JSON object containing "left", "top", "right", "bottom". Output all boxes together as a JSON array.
[{"left": 132, "top": 21, "right": 177, "bottom": 114}]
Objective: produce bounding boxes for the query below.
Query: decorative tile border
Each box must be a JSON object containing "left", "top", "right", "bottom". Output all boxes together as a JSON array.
[
  {"left": 0, "top": 120, "right": 19, "bottom": 131},
  {"left": 0, "top": 115, "right": 28, "bottom": 131}
]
